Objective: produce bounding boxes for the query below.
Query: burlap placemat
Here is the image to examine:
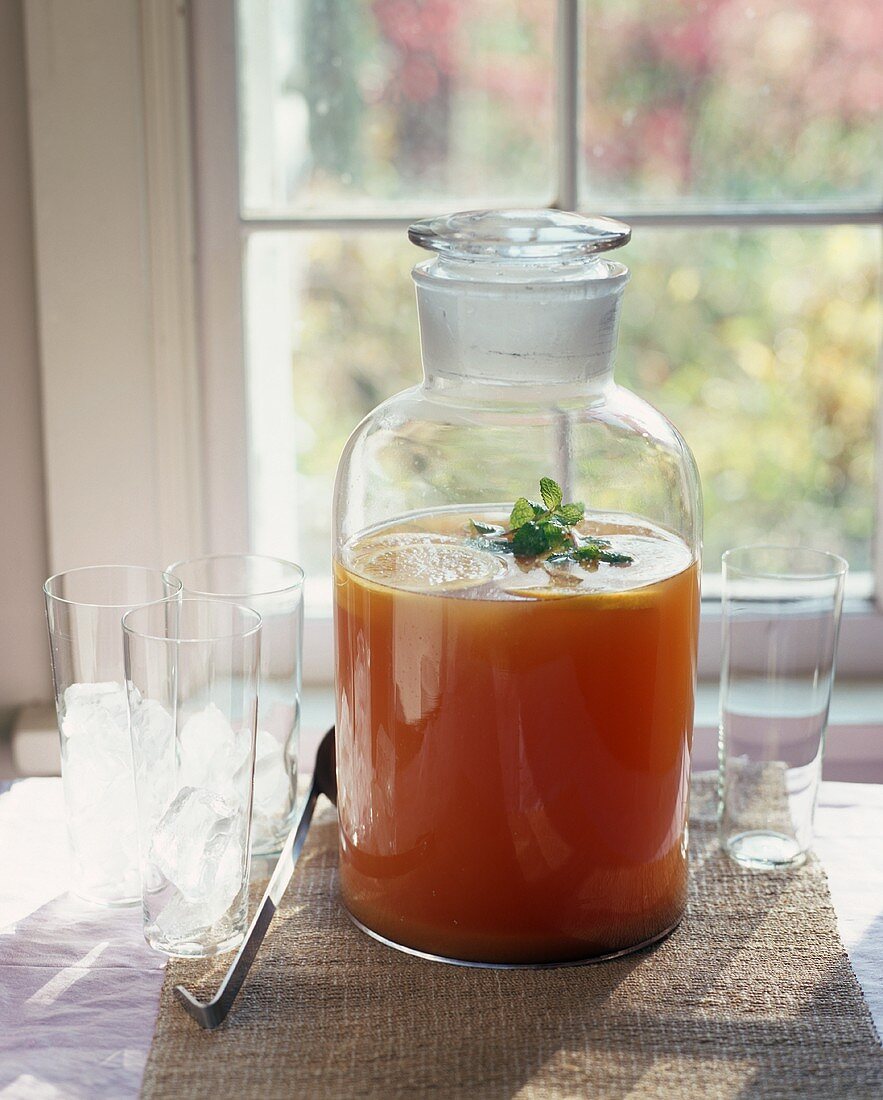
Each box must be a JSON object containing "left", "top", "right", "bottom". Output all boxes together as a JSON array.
[{"left": 141, "top": 776, "right": 882, "bottom": 1099}]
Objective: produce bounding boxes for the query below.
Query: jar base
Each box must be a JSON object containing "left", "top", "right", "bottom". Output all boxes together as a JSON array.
[{"left": 345, "top": 910, "right": 682, "bottom": 969}]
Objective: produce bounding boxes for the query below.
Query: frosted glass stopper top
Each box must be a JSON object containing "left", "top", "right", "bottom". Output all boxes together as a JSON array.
[{"left": 408, "top": 209, "right": 631, "bottom": 262}]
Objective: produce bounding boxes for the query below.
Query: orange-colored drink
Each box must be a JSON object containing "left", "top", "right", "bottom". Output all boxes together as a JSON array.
[{"left": 334, "top": 509, "right": 699, "bottom": 964}]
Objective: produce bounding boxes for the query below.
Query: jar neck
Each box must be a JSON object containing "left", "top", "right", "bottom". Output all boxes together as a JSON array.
[{"left": 413, "top": 259, "right": 629, "bottom": 394}]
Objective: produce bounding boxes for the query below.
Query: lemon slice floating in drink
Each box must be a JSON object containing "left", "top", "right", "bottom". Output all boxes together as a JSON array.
[{"left": 351, "top": 533, "right": 506, "bottom": 592}]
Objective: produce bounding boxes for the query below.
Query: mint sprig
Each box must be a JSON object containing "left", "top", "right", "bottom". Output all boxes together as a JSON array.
[{"left": 471, "top": 478, "right": 633, "bottom": 568}]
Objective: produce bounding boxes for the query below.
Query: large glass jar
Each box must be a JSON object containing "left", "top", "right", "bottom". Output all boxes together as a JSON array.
[{"left": 333, "top": 210, "right": 701, "bottom": 966}]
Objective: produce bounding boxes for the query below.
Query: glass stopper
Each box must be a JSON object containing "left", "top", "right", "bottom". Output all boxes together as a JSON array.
[{"left": 408, "top": 209, "right": 631, "bottom": 262}]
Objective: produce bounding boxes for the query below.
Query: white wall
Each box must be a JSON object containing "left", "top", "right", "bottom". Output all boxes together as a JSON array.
[
  {"left": 24, "top": 0, "right": 206, "bottom": 580},
  {"left": 0, "top": 0, "right": 51, "bottom": 707}
]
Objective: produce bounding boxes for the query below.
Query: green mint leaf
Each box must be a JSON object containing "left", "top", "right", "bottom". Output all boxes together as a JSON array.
[
  {"left": 539, "top": 477, "right": 563, "bottom": 511},
  {"left": 489, "top": 538, "right": 515, "bottom": 555},
  {"left": 599, "top": 551, "right": 634, "bottom": 566},
  {"left": 499, "top": 475, "right": 634, "bottom": 567},
  {"left": 574, "top": 544, "right": 634, "bottom": 567},
  {"left": 470, "top": 520, "right": 497, "bottom": 536},
  {"left": 557, "top": 502, "right": 585, "bottom": 525},
  {"left": 510, "top": 497, "right": 536, "bottom": 530},
  {"left": 538, "top": 520, "right": 569, "bottom": 552},
  {"left": 512, "top": 521, "right": 551, "bottom": 557}
]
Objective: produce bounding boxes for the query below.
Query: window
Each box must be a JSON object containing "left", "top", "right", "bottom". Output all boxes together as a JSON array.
[
  {"left": 193, "top": 0, "right": 882, "bottom": 677},
  {"left": 227, "top": 0, "right": 882, "bottom": 601},
  {"left": 17, "top": 0, "right": 881, "bottom": 777}
]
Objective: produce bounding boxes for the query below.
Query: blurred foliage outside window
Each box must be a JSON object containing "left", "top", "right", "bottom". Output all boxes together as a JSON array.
[{"left": 238, "top": 0, "right": 882, "bottom": 593}]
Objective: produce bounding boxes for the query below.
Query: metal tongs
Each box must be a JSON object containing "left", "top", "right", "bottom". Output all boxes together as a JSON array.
[{"left": 174, "top": 727, "right": 337, "bottom": 1029}]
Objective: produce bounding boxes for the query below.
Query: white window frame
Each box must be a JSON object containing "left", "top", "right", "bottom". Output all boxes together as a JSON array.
[{"left": 25, "top": 0, "right": 883, "bottom": 689}]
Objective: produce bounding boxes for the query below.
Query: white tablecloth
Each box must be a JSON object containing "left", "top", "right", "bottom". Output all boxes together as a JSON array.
[{"left": 1, "top": 779, "right": 881, "bottom": 1099}]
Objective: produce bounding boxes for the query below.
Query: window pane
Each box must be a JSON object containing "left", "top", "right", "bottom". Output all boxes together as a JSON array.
[
  {"left": 244, "top": 227, "right": 880, "bottom": 607},
  {"left": 237, "top": 0, "right": 555, "bottom": 215},
  {"left": 244, "top": 232, "right": 419, "bottom": 596},
  {"left": 580, "top": 1, "right": 883, "bottom": 206},
  {"left": 620, "top": 226, "right": 880, "bottom": 574}
]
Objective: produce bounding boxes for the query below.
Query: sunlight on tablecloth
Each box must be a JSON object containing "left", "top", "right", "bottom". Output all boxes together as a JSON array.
[
  {"left": 0, "top": 780, "right": 165, "bottom": 1100},
  {"left": 815, "top": 781, "right": 883, "bottom": 1028}
]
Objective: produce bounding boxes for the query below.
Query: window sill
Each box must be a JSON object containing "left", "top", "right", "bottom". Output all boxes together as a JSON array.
[
  {"left": 306, "top": 596, "right": 883, "bottom": 684},
  {"left": 9, "top": 681, "right": 882, "bottom": 784},
  {"left": 692, "top": 679, "right": 883, "bottom": 783}
]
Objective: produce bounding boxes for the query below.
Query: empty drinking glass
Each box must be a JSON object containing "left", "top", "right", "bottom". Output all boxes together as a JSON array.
[
  {"left": 718, "top": 546, "right": 847, "bottom": 869},
  {"left": 43, "top": 565, "right": 182, "bottom": 906},
  {"left": 122, "top": 599, "right": 261, "bottom": 957},
  {"left": 166, "top": 555, "right": 304, "bottom": 854}
]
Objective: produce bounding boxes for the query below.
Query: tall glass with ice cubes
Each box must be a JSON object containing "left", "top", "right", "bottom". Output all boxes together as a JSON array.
[
  {"left": 44, "top": 566, "right": 182, "bottom": 906},
  {"left": 166, "top": 555, "right": 304, "bottom": 854},
  {"left": 122, "top": 598, "right": 261, "bottom": 957}
]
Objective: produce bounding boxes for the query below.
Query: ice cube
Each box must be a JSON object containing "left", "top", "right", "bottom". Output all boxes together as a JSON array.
[
  {"left": 252, "top": 728, "right": 291, "bottom": 821},
  {"left": 129, "top": 695, "right": 175, "bottom": 825},
  {"left": 149, "top": 786, "right": 244, "bottom": 917},
  {"left": 59, "top": 682, "right": 140, "bottom": 897},
  {"left": 177, "top": 703, "right": 251, "bottom": 798},
  {"left": 153, "top": 838, "right": 246, "bottom": 940},
  {"left": 130, "top": 695, "right": 172, "bottom": 748},
  {"left": 63, "top": 679, "right": 127, "bottom": 709},
  {"left": 61, "top": 681, "right": 129, "bottom": 756}
]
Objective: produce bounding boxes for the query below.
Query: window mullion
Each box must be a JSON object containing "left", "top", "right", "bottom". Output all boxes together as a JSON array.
[
  {"left": 874, "top": 229, "right": 883, "bottom": 610},
  {"left": 618, "top": 208, "right": 883, "bottom": 227},
  {"left": 554, "top": 0, "right": 579, "bottom": 211},
  {"left": 238, "top": 208, "right": 883, "bottom": 234}
]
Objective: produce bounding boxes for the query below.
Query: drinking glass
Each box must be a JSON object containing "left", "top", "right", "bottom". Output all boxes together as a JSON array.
[
  {"left": 166, "top": 554, "right": 304, "bottom": 854},
  {"left": 43, "top": 565, "right": 182, "bottom": 906},
  {"left": 718, "top": 546, "right": 847, "bottom": 869},
  {"left": 122, "top": 598, "right": 261, "bottom": 957}
]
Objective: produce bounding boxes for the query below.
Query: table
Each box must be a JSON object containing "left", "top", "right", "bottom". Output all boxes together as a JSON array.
[{"left": 1, "top": 778, "right": 881, "bottom": 1100}]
